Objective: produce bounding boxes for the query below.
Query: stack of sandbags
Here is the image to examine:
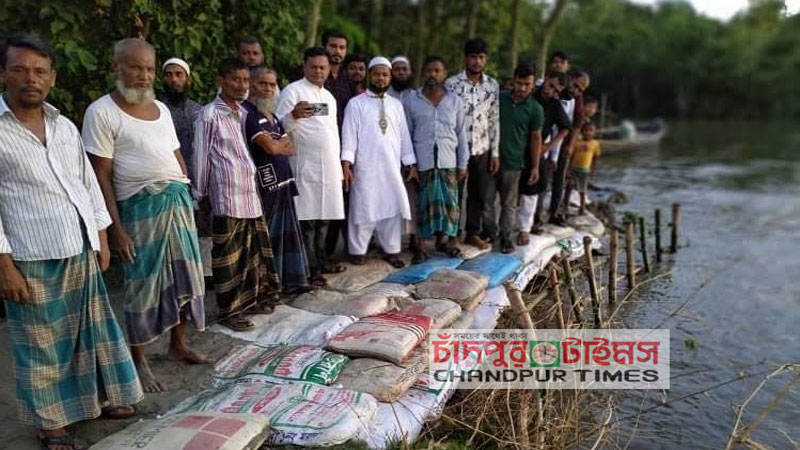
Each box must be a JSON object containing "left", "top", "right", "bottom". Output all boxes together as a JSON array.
[
  {"left": 209, "top": 305, "right": 355, "bottom": 347},
  {"left": 399, "top": 298, "right": 462, "bottom": 330},
  {"left": 511, "top": 245, "right": 562, "bottom": 290},
  {"left": 334, "top": 350, "right": 427, "bottom": 403},
  {"left": 416, "top": 269, "right": 489, "bottom": 311},
  {"left": 212, "top": 344, "right": 348, "bottom": 386},
  {"left": 567, "top": 212, "right": 605, "bottom": 237},
  {"left": 91, "top": 413, "right": 271, "bottom": 450},
  {"left": 326, "top": 312, "right": 432, "bottom": 365},
  {"left": 169, "top": 376, "right": 378, "bottom": 447},
  {"left": 291, "top": 283, "right": 412, "bottom": 318},
  {"left": 512, "top": 233, "right": 557, "bottom": 264},
  {"left": 325, "top": 256, "right": 411, "bottom": 292},
  {"left": 458, "top": 253, "right": 522, "bottom": 288},
  {"left": 470, "top": 286, "right": 511, "bottom": 330}
]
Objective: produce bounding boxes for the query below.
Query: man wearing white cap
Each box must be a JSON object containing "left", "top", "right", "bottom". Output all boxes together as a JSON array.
[
  {"left": 387, "top": 55, "right": 413, "bottom": 102},
  {"left": 341, "top": 56, "right": 417, "bottom": 268},
  {"left": 160, "top": 57, "right": 212, "bottom": 279}
]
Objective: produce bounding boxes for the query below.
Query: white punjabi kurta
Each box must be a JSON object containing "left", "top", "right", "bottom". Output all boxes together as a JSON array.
[
  {"left": 341, "top": 91, "right": 416, "bottom": 254},
  {"left": 275, "top": 77, "right": 345, "bottom": 221}
]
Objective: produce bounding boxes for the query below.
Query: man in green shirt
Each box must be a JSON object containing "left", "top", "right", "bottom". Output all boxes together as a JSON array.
[{"left": 486, "top": 64, "right": 543, "bottom": 253}]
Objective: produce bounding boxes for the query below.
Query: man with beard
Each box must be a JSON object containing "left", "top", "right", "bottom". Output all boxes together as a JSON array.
[
  {"left": 160, "top": 58, "right": 212, "bottom": 279},
  {"left": 238, "top": 36, "right": 264, "bottom": 67},
  {"left": 516, "top": 71, "right": 571, "bottom": 244},
  {"left": 85, "top": 38, "right": 208, "bottom": 394},
  {"left": 403, "top": 56, "right": 468, "bottom": 258},
  {"left": 387, "top": 55, "right": 413, "bottom": 101},
  {"left": 341, "top": 57, "right": 417, "bottom": 268},
  {"left": 0, "top": 34, "right": 142, "bottom": 450},
  {"left": 445, "top": 38, "right": 500, "bottom": 251},
  {"left": 194, "top": 58, "right": 281, "bottom": 331},
  {"left": 276, "top": 47, "right": 346, "bottom": 287},
  {"left": 343, "top": 53, "right": 368, "bottom": 95},
  {"left": 244, "top": 67, "right": 310, "bottom": 293}
]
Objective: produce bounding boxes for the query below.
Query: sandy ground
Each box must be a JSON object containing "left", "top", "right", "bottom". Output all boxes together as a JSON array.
[{"left": 0, "top": 272, "right": 243, "bottom": 450}]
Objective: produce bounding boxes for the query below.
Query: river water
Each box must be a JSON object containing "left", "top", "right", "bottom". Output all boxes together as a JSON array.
[{"left": 593, "top": 121, "right": 800, "bottom": 449}]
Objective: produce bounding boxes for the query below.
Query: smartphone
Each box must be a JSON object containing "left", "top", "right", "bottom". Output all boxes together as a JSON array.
[{"left": 310, "top": 103, "right": 329, "bottom": 116}]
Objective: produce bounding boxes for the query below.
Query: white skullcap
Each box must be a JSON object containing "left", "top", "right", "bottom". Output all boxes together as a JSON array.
[
  {"left": 391, "top": 56, "right": 410, "bottom": 66},
  {"left": 162, "top": 57, "right": 190, "bottom": 76},
  {"left": 368, "top": 56, "right": 392, "bottom": 71}
]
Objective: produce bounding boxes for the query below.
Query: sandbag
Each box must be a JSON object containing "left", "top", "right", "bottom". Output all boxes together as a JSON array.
[
  {"left": 511, "top": 245, "right": 562, "bottom": 290},
  {"left": 540, "top": 223, "right": 575, "bottom": 240},
  {"left": 512, "top": 234, "right": 557, "bottom": 264},
  {"left": 557, "top": 232, "right": 601, "bottom": 261},
  {"left": 567, "top": 212, "right": 605, "bottom": 238},
  {"left": 470, "top": 287, "right": 510, "bottom": 330},
  {"left": 416, "top": 269, "right": 489, "bottom": 310},
  {"left": 335, "top": 355, "right": 426, "bottom": 402},
  {"left": 213, "top": 344, "right": 348, "bottom": 386},
  {"left": 325, "top": 256, "right": 410, "bottom": 292},
  {"left": 170, "top": 376, "right": 378, "bottom": 447},
  {"left": 291, "top": 287, "right": 399, "bottom": 318},
  {"left": 383, "top": 256, "right": 463, "bottom": 285},
  {"left": 209, "top": 305, "right": 355, "bottom": 347},
  {"left": 458, "top": 253, "right": 522, "bottom": 288},
  {"left": 91, "top": 413, "right": 270, "bottom": 450},
  {"left": 327, "top": 312, "right": 432, "bottom": 365},
  {"left": 457, "top": 242, "right": 491, "bottom": 260},
  {"left": 399, "top": 298, "right": 462, "bottom": 329},
  {"left": 449, "top": 310, "right": 475, "bottom": 330}
]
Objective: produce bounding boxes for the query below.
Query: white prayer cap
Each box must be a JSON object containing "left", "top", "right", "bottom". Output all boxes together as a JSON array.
[
  {"left": 162, "top": 57, "right": 191, "bottom": 76},
  {"left": 368, "top": 56, "right": 392, "bottom": 71},
  {"left": 391, "top": 55, "right": 410, "bottom": 66}
]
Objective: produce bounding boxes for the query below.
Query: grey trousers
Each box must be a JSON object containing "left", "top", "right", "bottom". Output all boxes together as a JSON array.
[
  {"left": 300, "top": 220, "right": 329, "bottom": 277},
  {"left": 484, "top": 170, "right": 521, "bottom": 241}
]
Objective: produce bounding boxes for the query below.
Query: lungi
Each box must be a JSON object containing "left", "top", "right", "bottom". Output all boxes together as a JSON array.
[
  {"left": 418, "top": 169, "right": 460, "bottom": 238},
  {"left": 118, "top": 181, "right": 205, "bottom": 346},
  {"left": 4, "top": 249, "right": 143, "bottom": 429},
  {"left": 212, "top": 216, "right": 281, "bottom": 317},
  {"left": 262, "top": 188, "right": 310, "bottom": 290}
]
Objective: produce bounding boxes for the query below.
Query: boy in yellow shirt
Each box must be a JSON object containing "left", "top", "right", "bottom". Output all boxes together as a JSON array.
[{"left": 566, "top": 122, "right": 600, "bottom": 215}]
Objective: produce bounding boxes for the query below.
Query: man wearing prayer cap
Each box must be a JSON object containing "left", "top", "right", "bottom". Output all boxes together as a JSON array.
[
  {"left": 160, "top": 57, "right": 212, "bottom": 280},
  {"left": 341, "top": 56, "right": 417, "bottom": 268},
  {"left": 388, "top": 55, "right": 413, "bottom": 102}
]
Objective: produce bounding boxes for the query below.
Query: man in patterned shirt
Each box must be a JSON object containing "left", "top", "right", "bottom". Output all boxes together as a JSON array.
[{"left": 445, "top": 38, "right": 500, "bottom": 251}]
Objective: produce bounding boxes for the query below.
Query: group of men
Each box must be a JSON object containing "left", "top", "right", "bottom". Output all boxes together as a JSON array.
[{"left": 0, "top": 29, "right": 597, "bottom": 450}]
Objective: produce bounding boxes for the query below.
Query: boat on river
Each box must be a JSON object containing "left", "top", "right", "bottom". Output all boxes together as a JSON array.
[{"left": 597, "top": 118, "right": 667, "bottom": 153}]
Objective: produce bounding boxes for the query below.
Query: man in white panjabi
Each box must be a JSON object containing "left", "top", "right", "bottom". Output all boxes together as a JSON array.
[
  {"left": 275, "top": 47, "right": 346, "bottom": 287},
  {"left": 341, "top": 56, "right": 417, "bottom": 268}
]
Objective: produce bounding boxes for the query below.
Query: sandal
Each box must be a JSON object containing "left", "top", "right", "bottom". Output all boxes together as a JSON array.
[
  {"left": 437, "top": 242, "right": 462, "bottom": 258},
  {"left": 350, "top": 255, "right": 366, "bottom": 265},
  {"left": 37, "top": 432, "right": 85, "bottom": 450},
  {"left": 220, "top": 316, "right": 254, "bottom": 332},
  {"left": 101, "top": 405, "right": 137, "bottom": 420},
  {"left": 322, "top": 263, "right": 347, "bottom": 274},
  {"left": 309, "top": 275, "right": 327, "bottom": 288},
  {"left": 411, "top": 247, "right": 428, "bottom": 264},
  {"left": 517, "top": 231, "right": 530, "bottom": 246},
  {"left": 384, "top": 254, "right": 406, "bottom": 269}
]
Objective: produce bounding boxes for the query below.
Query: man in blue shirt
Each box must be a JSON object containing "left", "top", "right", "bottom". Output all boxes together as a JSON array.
[{"left": 403, "top": 56, "right": 469, "bottom": 259}]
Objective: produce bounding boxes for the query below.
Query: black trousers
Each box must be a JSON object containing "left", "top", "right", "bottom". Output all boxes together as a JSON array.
[
  {"left": 549, "top": 150, "right": 570, "bottom": 216},
  {"left": 458, "top": 152, "right": 495, "bottom": 237},
  {"left": 324, "top": 190, "right": 349, "bottom": 256},
  {"left": 301, "top": 220, "right": 329, "bottom": 277}
]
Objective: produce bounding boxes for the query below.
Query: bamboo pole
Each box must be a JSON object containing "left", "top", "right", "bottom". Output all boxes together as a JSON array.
[
  {"left": 507, "top": 287, "right": 534, "bottom": 330},
  {"left": 655, "top": 208, "right": 662, "bottom": 262},
  {"left": 625, "top": 221, "right": 636, "bottom": 289},
  {"left": 639, "top": 216, "right": 651, "bottom": 273},
  {"left": 550, "top": 266, "right": 566, "bottom": 328},
  {"left": 608, "top": 229, "right": 618, "bottom": 306},
  {"left": 583, "top": 236, "right": 602, "bottom": 328},
  {"left": 561, "top": 258, "right": 582, "bottom": 323},
  {"left": 671, "top": 203, "right": 681, "bottom": 253}
]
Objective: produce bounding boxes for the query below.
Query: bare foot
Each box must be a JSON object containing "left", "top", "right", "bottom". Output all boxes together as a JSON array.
[
  {"left": 169, "top": 345, "right": 213, "bottom": 365},
  {"left": 135, "top": 361, "right": 167, "bottom": 393},
  {"left": 37, "top": 428, "right": 85, "bottom": 450}
]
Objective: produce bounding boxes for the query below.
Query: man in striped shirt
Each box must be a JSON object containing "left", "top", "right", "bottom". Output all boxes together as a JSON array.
[
  {"left": 0, "top": 35, "right": 142, "bottom": 450},
  {"left": 193, "top": 58, "right": 281, "bottom": 332}
]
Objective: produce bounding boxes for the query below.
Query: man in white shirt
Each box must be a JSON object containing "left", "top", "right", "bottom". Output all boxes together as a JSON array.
[
  {"left": 341, "top": 57, "right": 417, "bottom": 268},
  {"left": 85, "top": 38, "right": 207, "bottom": 394},
  {"left": 0, "top": 35, "right": 142, "bottom": 449},
  {"left": 276, "top": 47, "right": 346, "bottom": 288}
]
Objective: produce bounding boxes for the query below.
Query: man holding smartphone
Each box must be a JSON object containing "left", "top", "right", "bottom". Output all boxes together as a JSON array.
[{"left": 276, "top": 47, "right": 346, "bottom": 288}]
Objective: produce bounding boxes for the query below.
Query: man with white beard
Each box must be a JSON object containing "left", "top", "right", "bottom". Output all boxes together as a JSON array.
[{"left": 84, "top": 38, "right": 208, "bottom": 394}]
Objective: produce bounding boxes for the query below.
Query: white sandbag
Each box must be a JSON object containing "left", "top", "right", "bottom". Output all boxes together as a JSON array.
[
  {"left": 213, "top": 344, "right": 348, "bottom": 386},
  {"left": 567, "top": 189, "right": 592, "bottom": 207},
  {"left": 512, "top": 233, "right": 557, "bottom": 264},
  {"left": 325, "top": 256, "right": 410, "bottom": 293},
  {"left": 170, "top": 376, "right": 378, "bottom": 447},
  {"left": 457, "top": 242, "right": 491, "bottom": 260},
  {"left": 399, "top": 298, "right": 462, "bottom": 329},
  {"left": 470, "top": 288, "right": 510, "bottom": 330},
  {"left": 291, "top": 289, "right": 389, "bottom": 318},
  {"left": 91, "top": 413, "right": 270, "bottom": 450},
  {"left": 209, "top": 305, "right": 355, "bottom": 347},
  {"left": 511, "top": 245, "right": 562, "bottom": 290},
  {"left": 335, "top": 355, "right": 426, "bottom": 402},
  {"left": 540, "top": 223, "right": 575, "bottom": 240},
  {"left": 327, "top": 312, "right": 432, "bottom": 365},
  {"left": 567, "top": 212, "right": 605, "bottom": 238},
  {"left": 416, "top": 269, "right": 489, "bottom": 310},
  {"left": 449, "top": 310, "right": 475, "bottom": 330},
  {"left": 557, "top": 232, "right": 602, "bottom": 261}
]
